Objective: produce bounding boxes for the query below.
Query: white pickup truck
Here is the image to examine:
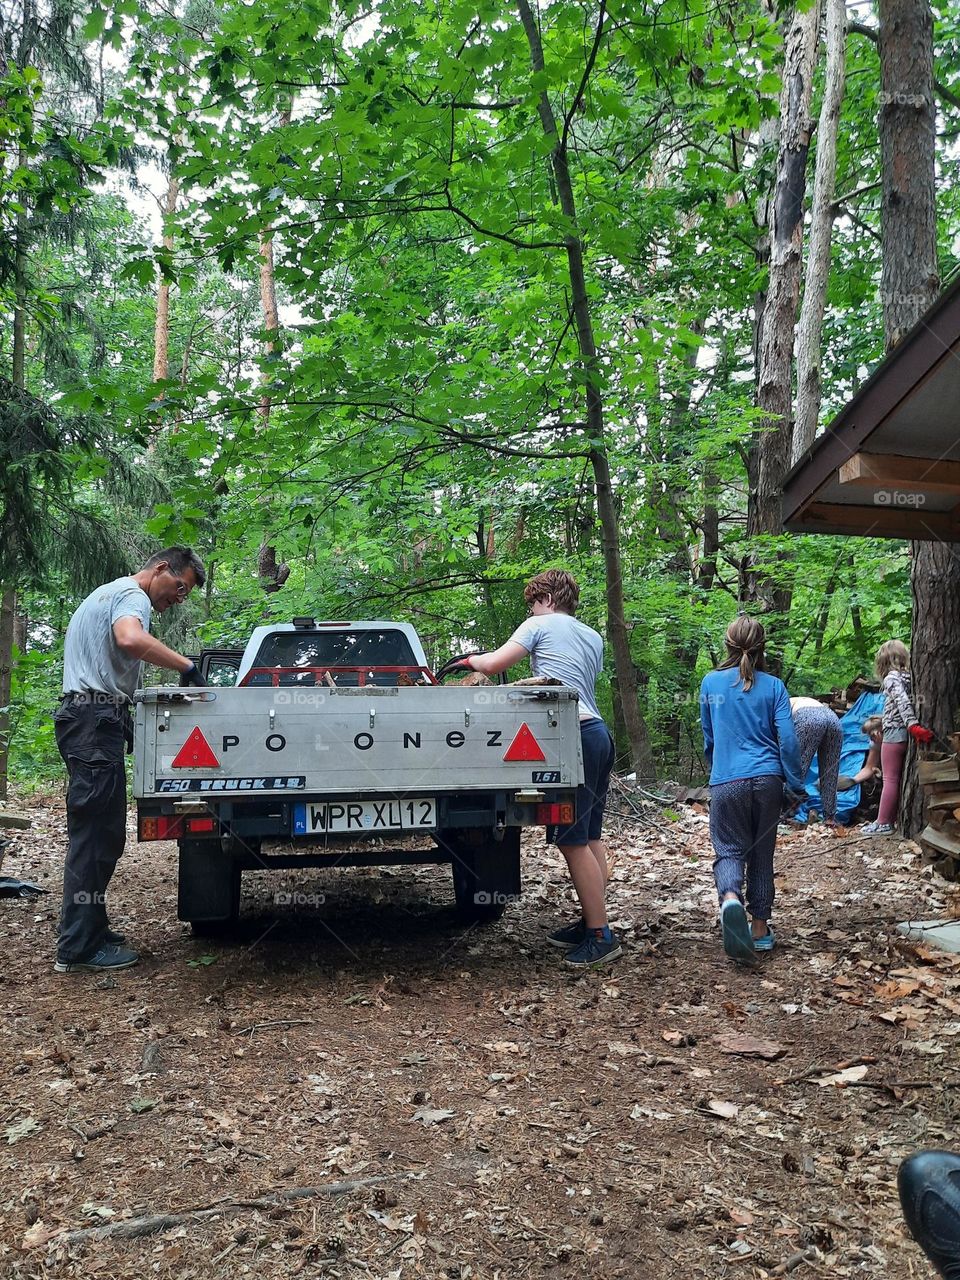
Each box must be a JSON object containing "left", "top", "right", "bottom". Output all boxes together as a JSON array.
[{"left": 133, "top": 618, "right": 584, "bottom": 931}]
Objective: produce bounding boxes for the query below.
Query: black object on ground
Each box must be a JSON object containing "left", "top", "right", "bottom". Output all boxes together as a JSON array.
[
  {"left": 0, "top": 877, "right": 48, "bottom": 898},
  {"left": 898, "top": 1150, "right": 960, "bottom": 1278}
]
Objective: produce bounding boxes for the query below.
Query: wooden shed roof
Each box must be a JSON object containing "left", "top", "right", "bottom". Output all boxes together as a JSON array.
[{"left": 781, "top": 273, "right": 960, "bottom": 541}]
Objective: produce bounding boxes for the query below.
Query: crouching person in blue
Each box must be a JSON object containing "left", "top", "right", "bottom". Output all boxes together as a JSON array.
[
  {"left": 54, "top": 547, "right": 206, "bottom": 974},
  {"left": 451, "top": 569, "right": 620, "bottom": 968},
  {"left": 700, "top": 616, "right": 804, "bottom": 963}
]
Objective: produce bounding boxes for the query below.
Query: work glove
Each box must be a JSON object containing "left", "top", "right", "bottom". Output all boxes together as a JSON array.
[
  {"left": 181, "top": 662, "right": 206, "bottom": 688},
  {"left": 909, "top": 724, "right": 934, "bottom": 744},
  {"left": 434, "top": 655, "right": 477, "bottom": 680}
]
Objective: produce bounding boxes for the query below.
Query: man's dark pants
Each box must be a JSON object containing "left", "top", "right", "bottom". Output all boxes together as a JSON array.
[{"left": 54, "top": 698, "right": 128, "bottom": 963}]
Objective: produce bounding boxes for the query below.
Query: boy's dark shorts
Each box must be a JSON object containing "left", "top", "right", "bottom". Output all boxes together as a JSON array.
[{"left": 550, "top": 717, "right": 615, "bottom": 846}]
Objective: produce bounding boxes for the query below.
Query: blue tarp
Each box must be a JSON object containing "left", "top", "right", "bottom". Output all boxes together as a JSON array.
[{"left": 799, "top": 690, "right": 885, "bottom": 824}]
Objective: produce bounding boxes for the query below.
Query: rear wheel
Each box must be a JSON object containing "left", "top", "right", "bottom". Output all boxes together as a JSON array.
[
  {"left": 177, "top": 839, "right": 241, "bottom": 933},
  {"left": 440, "top": 827, "right": 521, "bottom": 922}
]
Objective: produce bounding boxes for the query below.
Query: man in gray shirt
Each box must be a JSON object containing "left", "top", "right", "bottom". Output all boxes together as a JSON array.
[{"left": 54, "top": 546, "right": 206, "bottom": 973}]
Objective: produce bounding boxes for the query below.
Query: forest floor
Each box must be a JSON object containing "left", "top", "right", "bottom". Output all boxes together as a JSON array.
[{"left": 1, "top": 786, "right": 958, "bottom": 1279}]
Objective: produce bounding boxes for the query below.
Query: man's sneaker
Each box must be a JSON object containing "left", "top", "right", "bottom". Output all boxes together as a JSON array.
[
  {"left": 563, "top": 930, "right": 622, "bottom": 968},
  {"left": 105, "top": 927, "right": 127, "bottom": 946},
  {"left": 721, "top": 899, "right": 756, "bottom": 964},
  {"left": 547, "top": 918, "right": 587, "bottom": 950},
  {"left": 54, "top": 944, "right": 139, "bottom": 974},
  {"left": 862, "top": 821, "right": 895, "bottom": 837}
]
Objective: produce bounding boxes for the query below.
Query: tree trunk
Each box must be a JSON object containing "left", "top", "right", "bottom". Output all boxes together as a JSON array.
[
  {"left": 793, "top": 0, "right": 846, "bottom": 461},
  {"left": 256, "top": 105, "right": 291, "bottom": 593},
  {"left": 0, "top": 589, "right": 13, "bottom": 799},
  {"left": 745, "top": 0, "right": 821, "bottom": 615},
  {"left": 152, "top": 165, "right": 179, "bottom": 385},
  {"left": 875, "top": 0, "right": 949, "bottom": 834},
  {"left": 516, "top": 0, "right": 654, "bottom": 776},
  {"left": 258, "top": 228, "right": 280, "bottom": 421}
]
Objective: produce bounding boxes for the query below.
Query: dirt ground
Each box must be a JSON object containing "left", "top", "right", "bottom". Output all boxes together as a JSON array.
[{"left": 1, "top": 787, "right": 958, "bottom": 1279}]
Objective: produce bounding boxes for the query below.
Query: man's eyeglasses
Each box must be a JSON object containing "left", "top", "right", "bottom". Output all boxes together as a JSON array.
[{"left": 169, "top": 572, "right": 190, "bottom": 601}]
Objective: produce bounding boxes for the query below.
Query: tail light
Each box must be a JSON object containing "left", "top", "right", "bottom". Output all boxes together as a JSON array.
[
  {"left": 535, "top": 802, "right": 575, "bottom": 826},
  {"left": 139, "top": 815, "right": 217, "bottom": 840},
  {"left": 139, "top": 815, "right": 184, "bottom": 841}
]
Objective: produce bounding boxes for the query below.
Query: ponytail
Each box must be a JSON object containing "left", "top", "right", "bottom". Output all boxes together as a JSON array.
[{"left": 717, "top": 616, "right": 766, "bottom": 692}]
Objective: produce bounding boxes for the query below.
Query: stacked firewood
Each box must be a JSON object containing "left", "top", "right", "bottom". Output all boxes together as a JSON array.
[{"left": 917, "top": 736, "right": 960, "bottom": 880}]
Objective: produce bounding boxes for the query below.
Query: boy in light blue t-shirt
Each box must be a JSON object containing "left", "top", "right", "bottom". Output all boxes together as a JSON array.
[{"left": 452, "top": 569, "right": 620, "bottom": 969}]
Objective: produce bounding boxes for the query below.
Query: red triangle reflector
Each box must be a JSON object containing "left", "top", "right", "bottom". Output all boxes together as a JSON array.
[
  {"left": 172, "top": 726, "right": 220, "bottom": 769},
  {"left": 503, "top": 722, "right": 546, "bottom": 763}
]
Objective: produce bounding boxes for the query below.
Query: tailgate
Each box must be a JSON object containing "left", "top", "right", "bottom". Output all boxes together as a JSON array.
[{"left": 133, "top": 685, "right": 584, "bottom": 798}]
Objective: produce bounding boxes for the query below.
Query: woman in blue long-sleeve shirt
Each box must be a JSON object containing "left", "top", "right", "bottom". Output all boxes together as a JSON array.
[{"left": 700, "top": 616, "right": 804, "bottom": 962}]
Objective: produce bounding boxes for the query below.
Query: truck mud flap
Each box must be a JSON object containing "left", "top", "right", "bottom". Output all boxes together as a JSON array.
[
  {"left": 437, "top": 827, "right": 521, "bottom": 921},
  {"left": 178, "top": 839, "right": 241, "bottom": 929}
]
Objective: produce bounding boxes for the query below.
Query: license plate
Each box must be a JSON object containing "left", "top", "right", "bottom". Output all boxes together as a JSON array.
[{"left": 293, "top": 798, "right": 436, "bottom": 835}]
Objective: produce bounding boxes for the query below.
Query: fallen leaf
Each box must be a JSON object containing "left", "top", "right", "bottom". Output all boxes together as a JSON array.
[
  {"left": 365, "top": 1209, "right": 414, "bottom": 1232},
  {"left": 730, "top": 1208, "right": 755, "bottom": 1226},
  {"left": 661, "top": 1030, "right": 684, "bottom": 1045},
  {"left": 704, "top": 1098, "right": 739, "bottom": 1119},
  {"left": 21, "top": 1221, "right": 55, "bottom": 1250},
  {"left": 81, "top": 1203, "right": 116, "bottom": 1219},
  {"left": 813, "top": 1065, "right": 868, "bottom": 1087},
  {"left": 129, "top": 1098, "right": 157, "bottom": 1114},
  {"left": 410, "top": 1108, "right": 455, "bottom": 1126},
  {"left": 874, "top": 978, "right": 921, "bottom": 999},
  {"left": 630, "top": 1104, "right": 675, "bottom": 1121},
  {"left": 715, "top": 1033, "right": 786, "bottom": 1060},
  {"left": 5, "top": 1117, "right": 42, "bottom": 1144}
]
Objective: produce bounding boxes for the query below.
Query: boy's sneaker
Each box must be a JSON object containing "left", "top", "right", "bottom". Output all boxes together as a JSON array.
[
  {"left": 752, "top": 927, "right": 776, "bottom": 953},
  {"left": 862, "top": 821, "right": 895, "bottom": 837},
  {"left": 54, "top": 944, "right": 139, "bottom": 974},
  {"left": 547, "top": 918, "right": 587, "bottom": 949},
  {"left": 563, "top": 930, "right": 622, "bottom": 968}
]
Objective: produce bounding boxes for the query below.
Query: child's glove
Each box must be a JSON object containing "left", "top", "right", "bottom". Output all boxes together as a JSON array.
[{"left": 909, "top": 724, "right": 934, "bottom": 744}]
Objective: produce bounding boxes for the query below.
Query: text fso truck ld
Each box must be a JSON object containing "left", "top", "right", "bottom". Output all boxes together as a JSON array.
[{"left": 133, "top": 619, "right": 584, "bottom": 932}]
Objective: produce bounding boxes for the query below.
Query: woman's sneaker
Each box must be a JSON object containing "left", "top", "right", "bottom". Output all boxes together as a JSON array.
[
  {"left": 862, "top": 821, "right": 895, "bottom": 837},
  {"left": 563, "top": 930, "right": 622, "bottom": 968},
  {"left": 547, "top": 918, "right": 587, "bottom": 949},
  {"left": 721, "top": 899, "right": 756, "bottom": 964},
  {"left": 54, "top": 944, "right": 139, "bottom": 973}
]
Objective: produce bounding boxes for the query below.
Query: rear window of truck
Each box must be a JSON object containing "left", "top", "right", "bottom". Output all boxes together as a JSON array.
[{"left": 250, "top": 629, "right": 419, "bottom": 670}]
